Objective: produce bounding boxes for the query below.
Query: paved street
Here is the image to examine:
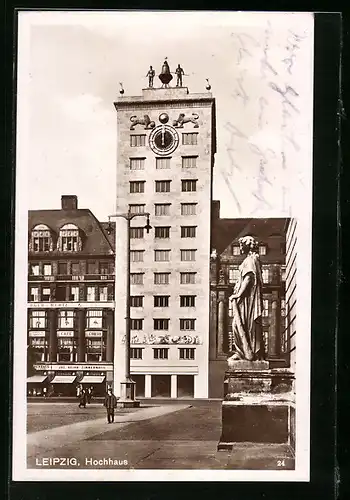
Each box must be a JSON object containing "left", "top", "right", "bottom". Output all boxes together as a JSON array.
[{"left": 27, "top": 401, "right": 295, "bottom": 470}]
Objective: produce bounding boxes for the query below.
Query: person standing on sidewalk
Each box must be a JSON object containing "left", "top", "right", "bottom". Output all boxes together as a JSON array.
[
  {"left": 78, "top": 388, "right": 87, "bottom": 408},
  {"left": 104, "top": 387, "right": 118, "bottom": 423}
]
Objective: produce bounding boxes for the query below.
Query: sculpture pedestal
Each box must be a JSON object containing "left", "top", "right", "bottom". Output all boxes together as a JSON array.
[{"left": 218, "top": 361, "right": 295, "bottom": 451}]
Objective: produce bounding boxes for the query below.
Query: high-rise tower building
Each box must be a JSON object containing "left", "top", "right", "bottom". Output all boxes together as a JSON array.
[{"left": 113, "top": 62, "right": 216, "bottom": 398}]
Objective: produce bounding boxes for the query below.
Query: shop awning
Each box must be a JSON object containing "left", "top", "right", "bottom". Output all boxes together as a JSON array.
[
  {"left": 27, "top": 375, "right": 48, "bottom": 383},
  {"left": 80, "top": 376, "right": 105, "bottom": 384},
  {"left": 51, "top": 375, "right": 76, "bottom": 384}
]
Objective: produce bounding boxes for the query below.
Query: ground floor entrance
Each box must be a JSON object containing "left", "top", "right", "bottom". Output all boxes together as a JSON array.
[{"left": 131, "top": 374, "right": 195, "bottom": 398}]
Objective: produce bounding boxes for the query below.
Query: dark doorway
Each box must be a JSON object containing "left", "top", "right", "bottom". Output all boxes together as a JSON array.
[
  {"left": 151, "top": 375, "right": 171, "bottom": 397},
  {"left": 177, "top": 375, "right": 194, "bottom": 398},
  {"left": 132, "top": 375, "right": 145, "bottom": 397}
]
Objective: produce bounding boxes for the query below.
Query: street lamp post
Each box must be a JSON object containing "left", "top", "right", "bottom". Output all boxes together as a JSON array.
[{"left": 108, "top": 210, "right": 152, "bottom": 408}]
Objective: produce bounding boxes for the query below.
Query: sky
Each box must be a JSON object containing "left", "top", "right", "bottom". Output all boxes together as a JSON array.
[{"left": 17, "top": 11, "right": 314, "bottom": 221}]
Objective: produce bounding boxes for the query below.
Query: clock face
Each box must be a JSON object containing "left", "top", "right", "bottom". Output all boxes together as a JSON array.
[{"left": 149, "top": 125, "right": 179, "bottom": 156}]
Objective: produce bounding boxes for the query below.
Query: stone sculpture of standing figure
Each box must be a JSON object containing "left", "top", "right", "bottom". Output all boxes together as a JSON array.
[
  {"left": 146, "top": 65, "right": 155, "bottom": 88},
  {"left": 175, "top": 64, "right": 185, "bottom": 87},
  {"left": 227, "top": 235, "right": 264, "bottom": 362}
]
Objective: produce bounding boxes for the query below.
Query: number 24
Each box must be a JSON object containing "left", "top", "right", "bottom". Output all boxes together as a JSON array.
[{"left": 277, "top": 459, "right": 285, "bottom": 467}]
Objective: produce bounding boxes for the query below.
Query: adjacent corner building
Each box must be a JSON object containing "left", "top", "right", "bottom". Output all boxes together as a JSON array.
[{"left": 27, "top": 195, "right": 115, "bottom": 396}]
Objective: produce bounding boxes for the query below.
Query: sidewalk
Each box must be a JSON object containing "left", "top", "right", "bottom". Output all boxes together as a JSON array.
[{"left": 27, "top": 402, "right": 295, "bottom": 470}]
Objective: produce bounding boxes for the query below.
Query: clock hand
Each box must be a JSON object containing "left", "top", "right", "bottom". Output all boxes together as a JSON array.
[{"left": 161, "top": 125, "right": 165, "bottom": 146}]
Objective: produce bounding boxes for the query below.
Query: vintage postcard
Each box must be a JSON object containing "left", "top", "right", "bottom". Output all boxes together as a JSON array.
[{"left": 13, "top": 10, "right": 313, "bottom": 481}]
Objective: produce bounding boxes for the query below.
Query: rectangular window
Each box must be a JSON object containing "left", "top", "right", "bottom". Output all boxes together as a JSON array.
[
  {"left": 232, "top": 245, "right": 241, "bottom": 256},
  {"left": 58, "top": 262, "right": 67, "bottom": 275},
  {"left": 130, "top": 181, "right": 145, "bottom": 194},
  {"left": 58, "top": 310, "right": 74, "bottom": 329},
  {"left": 154, "top": 250, "right": 170, "bottom": 262},
  {"left": 86, "top": 339, "right": 102, "bottom": 362},
  {"left": 281, "top": 266, "right": 286, "bottom": 281},
  {"left": 182, "top": 133, "right": 198, "bottom": 146},
  {"left": 99, "top": 286, "right": 108, "bottom": 301},
  {"left": 262, "top": 267, "right": 270, "bottom": 283},
  {"left": 154, "top": 295, "right": 169, "bottom": 307},
  {"left": 69, "top": 286, "right": 80, "bottom": 302},
  {"left": 129, "top": 204, "right": 146, "bottom": 214},
  {"left": 43, "top": 264, "right": 52, "bottom": 276},
  {"left": 30, "top": 310, "right": 46, "bottom": 328},
  {"left": 182, "top": 156, "right": 197, "bottom": 168},
  {"left": 71, "top": 262, "right": 80, "bottom": 275},
  {"left": 61, "top": 231, "right": 79, "bottom": 252},
  {"left": 180, "top": 249, "right": 196, "bottom": 261},
  {"left": 181, "top": 203, "right": 197, "bottom": 216},
  {"left": 154, "top": 318, "right": 169, "bottom": 330},
  {"left": 155, "top": 226, "right": 170, "bottom": 239},
  {"left": 263, "top": 299, "right": 269, "bottom": 317},
  {"left": 181, "top": 179, "right": 197, "bottom": 192},
  {"left": 55, "top": 285, "right": 66, "bottom": 301},
  {"left": 130, "top": 296, "right": 144, "bottom": 307},
  {"left": 228, "top": 267, "right": 240, "bottom": 284},
  {"left": 130, "top": 134, "right": 146, "bottom": 147},
  {"left": 87, "top": 286, "right": 96, "bottom": 301},
  {"left": 130, "top": 227, "right": 144, "bottom": 239},
  {"left": 155, "top": 180, "right": 171, "bottom": 193},
  {"left": 130, "top": 158, "right": 145, "bottom": 170},
  {"left": 99, "top": 262, "right": 109, "bottom": 275},
  {"left": 154, "top": 273, "right": 170, "bottom": 285},
  {"left": 181, "top": 226, "right": 196, "bottom": 238},
  {"left": 30, "top": 264, "right": 40, "bottom": 276},
  {"left": 130, "top": 318, "right": 143, "bottom": 330},
  {"left": 130, "top": 250, "right": 144, "bottom": 262},
  {"left": 156, "top": 157, "right": 171, "bottom": 169},
  {"left": 155, "top": 203, "right": 171, "bottom": 216},
  {"left": 87, "top": 261, "right": 97, "bottom": 274},
  {"left": 131, "top": 273, "right": 144, "bottom": 285},
  {"left": 180, "top": 318, "right": 196, "bottom": 331},
  {"left": 57, "top": 338, "right": 76, "bottom": 362},
  {"left": 130, "top": 348, "right": 143, "bottom": 360},
  {"left": 33, "top": 236, "right": 50, "bottom": 252},
  {"left": 180, "top": 272, "right": 196, "bottom": 284},
  {"left": 180, "top": 295, "right": 196, "bottom": 307},
  {"left": 29, "top": 287, "right": 39, "bottom": 302},
  {"left": 153, "top": 348, "right": 168, "bottom": 360},
  {"left": 259, "top": 245, "right": 267, "bottom": 255},
  {"left": 179, "top": 348, "right": 195, "bottom": 360},
  {"left": 42, "top": 287, "right": 51, "bottom": 302},
  {"left": 87, "top": 310, "right": 103, "bottom": 329}
]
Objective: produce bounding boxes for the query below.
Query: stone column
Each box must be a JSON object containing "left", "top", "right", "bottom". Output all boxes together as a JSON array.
[
  {"left": 268, "top": 290, "right": 281, "bottom": 358},
  {"left": 48, "top": 309, "right": 57, "bottom": 362},
  {"left": 106, "top": 309, "right": 114, "bottom": 362},
  {"left": 145, "top": 374, "right": 152, "bottom": 398},
  {"left": 171, "top": 374, "right": 177, "bottom": 399},
  {"left": 77, "top": 309, "right": 85, "bottom": 362},
  {"left": 217, "top": 291, "right": 226, "bottom": 355}
]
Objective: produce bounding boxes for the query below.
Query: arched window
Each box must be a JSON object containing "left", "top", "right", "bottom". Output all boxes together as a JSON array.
[
  {"left": 30, "top": 224, "right": 53, "bottom": 252},
  {"left": 57, "top": 223, "right": 82, "bottom": 252}
]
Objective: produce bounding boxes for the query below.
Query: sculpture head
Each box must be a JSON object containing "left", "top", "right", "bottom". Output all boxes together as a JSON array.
[{"left": 238, "top": 235, "right": 259, "bottom": 255}]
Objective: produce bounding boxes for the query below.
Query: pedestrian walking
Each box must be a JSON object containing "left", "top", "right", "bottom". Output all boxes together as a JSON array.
[
  {"left": 78, "top": 388, "right": 87, "bottom": 408},
  {"left": 87, "top": 386, "right": 93, "bottom": 404},
  {"left": 104, "top": 387, "right": 118, "bottom": 423}
]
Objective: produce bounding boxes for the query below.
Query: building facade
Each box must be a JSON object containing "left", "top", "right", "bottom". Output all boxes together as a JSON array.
[
  {"left": 113, "top": 64, "right": 216, "bottom": 399},
  {"left": 209, "top": 202, "right": 289, "bottom": 398},
  {"left": 27, "top": 195, "right": 115, "bottom": 396}
]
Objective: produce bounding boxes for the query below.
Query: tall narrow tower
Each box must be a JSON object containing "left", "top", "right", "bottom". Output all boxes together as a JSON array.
[{"left": 113, "top": 62, "right": 216, "bottom": 399}]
